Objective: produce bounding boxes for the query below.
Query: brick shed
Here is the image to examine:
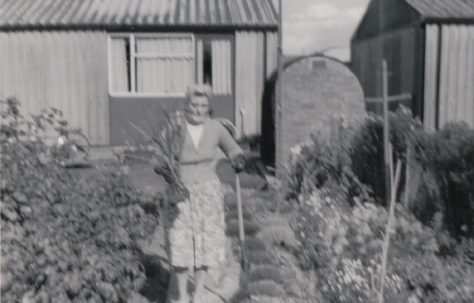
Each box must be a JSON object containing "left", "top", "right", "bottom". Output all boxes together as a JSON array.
[{"left": 261, "top": 54, "right": 366, "bottom": 171}]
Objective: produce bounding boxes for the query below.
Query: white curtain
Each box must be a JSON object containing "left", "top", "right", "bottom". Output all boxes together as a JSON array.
[
  {"left": 196, "top": 39, "right": 204, "bottom": 85},
  {"left": 110, "top": 37, "right": 129, "bottom": 92},
  {"left": 211, "top": 39, "right": 232, "bottom": 95},
  {"left": 136, "top": 37, "right": 193, "bottom": 94}
]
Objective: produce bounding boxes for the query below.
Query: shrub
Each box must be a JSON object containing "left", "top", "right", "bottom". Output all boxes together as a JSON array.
[
  {"left": 225, "top": 208, "right": 253, "bottom": 222},
  {"left": 245, "top": 237, "right": 266, "bottom": 251},
  {"left": 258, "top": 222, "right": 300, "bottom": 249},
  {"left": 216, "top": 160, "right": 267, "bottom": 190},
  {"left": 292, "top": 189, "right": 474, "bottom": 303},
  {"left": 249, "top": 266, "right": 285, "bottom": 284},
  {"left": 349, "top": 107, "right": 421, "bottom": 206},
  {"left": 412, "top": 122, "right": 474, "bottom": 237},
  {"left": 247, "top": 280, "right": 285, "bottom": 297},
  {"left": 288, "top": 106, "right": 474, "bottom": 238},
  {"left": 226, "top": 219, "right": 260, "bottom": 237},
  {"left": 1, "top": 99, "right": 159, "bottom": 302},
  {"left": 285, "top": 118, "right": 370, "bottom": 206},
  {"left": 246, "top": 251, "right": 276, "bottom": 266}
]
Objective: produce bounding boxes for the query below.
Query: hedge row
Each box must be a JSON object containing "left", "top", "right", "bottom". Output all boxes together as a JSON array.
[{"left": 288, "top": 108, "right": 474, "bottom": 238}]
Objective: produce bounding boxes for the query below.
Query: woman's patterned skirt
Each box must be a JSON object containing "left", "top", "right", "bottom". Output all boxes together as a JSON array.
[{"left": 166, "top": 176, "right": 226, "bottom": 268}]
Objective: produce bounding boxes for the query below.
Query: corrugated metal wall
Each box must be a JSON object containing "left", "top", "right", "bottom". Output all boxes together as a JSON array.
[
  {"left": 424, "top": 24, "right": 474, "bottom": 129},
  {"left": 0, "top": 31, "right": 109, "bottom": 145},
  {"left": 351, "top": 28, "right": 416, "bottom": 114},
  {"left": 265, "top": 32, "right": 278, "bottom": 78},
  {"left": 235, "top": 31, "right": 277, "bottom": 137},
  {"left": 423, "top": 25, "right": 440, "bottom": 130}
]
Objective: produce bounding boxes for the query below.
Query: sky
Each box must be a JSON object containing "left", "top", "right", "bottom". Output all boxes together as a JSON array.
[{"left": 277, "top": 0, "right": 371, "bottom": 61}]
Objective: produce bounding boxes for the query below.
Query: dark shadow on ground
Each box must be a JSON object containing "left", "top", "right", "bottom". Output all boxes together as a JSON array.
[
  {"left": 216, "top": 159, "right": 268, "bottom": 191},
  {"left": 138, "top": 253, "right": 170, "bottom": 303}
]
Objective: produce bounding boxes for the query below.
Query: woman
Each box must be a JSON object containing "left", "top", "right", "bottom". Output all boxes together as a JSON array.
[{"left": 160, "top": 84, "right": 245, "bottom": 303}]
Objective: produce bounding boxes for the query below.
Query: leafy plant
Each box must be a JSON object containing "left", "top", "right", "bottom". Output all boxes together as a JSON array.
[
  {"left": 1, "top": 99, "right": 160, "bottom": 302},
  {"left": 291, "top": 184, "right": 474, "bottom": 303}
]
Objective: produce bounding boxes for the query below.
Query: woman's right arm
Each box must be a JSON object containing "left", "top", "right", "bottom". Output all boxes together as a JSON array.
[{"left": 217, "top": 122, "right": 246, "bottom": 172}]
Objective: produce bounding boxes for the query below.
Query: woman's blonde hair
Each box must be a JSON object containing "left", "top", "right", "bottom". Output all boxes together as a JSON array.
[{"left": 186, "top": 84, "right": 212, "bottom": 98}]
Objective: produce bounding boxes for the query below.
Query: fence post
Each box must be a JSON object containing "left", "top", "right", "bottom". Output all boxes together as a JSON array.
[
  {"left": 382, "top": 60, "right": 391, "bottom": 206},
  {"left": 404, "top": 144, "right": 412, "bottom": 207}
]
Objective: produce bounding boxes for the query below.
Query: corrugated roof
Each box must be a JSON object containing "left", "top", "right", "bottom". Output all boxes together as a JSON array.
[
  {"left": 405, "top": 0, "right": 474, "bottom": 19},
  {"left": 0, "top": 0, "right": 278, "bottom": 30}
]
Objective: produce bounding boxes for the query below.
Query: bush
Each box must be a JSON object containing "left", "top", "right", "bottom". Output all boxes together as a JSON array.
[
  {"left": 225, "top": 208, "right": 253, "bottom": 222},
  {"left": 292, "top": 189, "right": 474, "bottom": 303},
  {"left": 249, "top": 266, "right": 285, "bottom": 284},
  {"left": 285, "top": 118, "right": 370, "bottom": 206},
  {"left": 246, "top": 251, "right": 276, "bottom": 266},
  {"left": 245, "top": 237, "right": 266, "bottom": 251},
  {"left": 226, "top": 219, "right": 260, "bottom": 237},
  {"left": 412, "top": 122, "right": 474, "bottom": 237},
  {"left": 288, "top": 107, "right": 474, "bottom": 238},
  {"left": 349, "top": 108, "right": 420, "bottom": 205},
  {"left": 247, "top": 280, "right": 285, "bottom": 297},
  {"left": 1, "top": 99, "right": 159, "bottom": 302}
]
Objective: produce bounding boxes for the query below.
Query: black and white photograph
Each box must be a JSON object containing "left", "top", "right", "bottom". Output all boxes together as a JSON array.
[{"left": 1, "top": 0, "right": 473, "bottom": 302}]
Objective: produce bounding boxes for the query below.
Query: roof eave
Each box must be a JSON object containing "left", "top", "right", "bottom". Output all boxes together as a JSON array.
[
  {"left": 420, "top": 17, "right": 474, "bottom": 25},
  {"left": 0, "top": 23, "right": 279, "bottom": 32}
]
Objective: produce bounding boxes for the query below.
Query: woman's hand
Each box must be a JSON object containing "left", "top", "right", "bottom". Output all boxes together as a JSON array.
[
  {"left": 231, "top": 154, "right": 246, "bottom": 173},
  {"left": 165, "top": 184, "right": 190, "bottom": 206},
  {"left": 153, "top": 160, "right": 174, "bottom": 185}
]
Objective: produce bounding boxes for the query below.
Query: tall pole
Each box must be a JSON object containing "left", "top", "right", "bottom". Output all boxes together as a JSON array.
[
  {"left": 276, "top": 0, "right": 283, "bottom": 178},
  {"left": 382, "top": 60, "right": 391, "bottom": 206},
  {"left": 378, "top": 0, "right": 391, "bottom": 206}
]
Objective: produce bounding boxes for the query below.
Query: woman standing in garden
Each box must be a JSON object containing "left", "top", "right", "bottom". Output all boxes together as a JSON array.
[{"left": 157, "top": 84, "right": 245, "bottom": 303}]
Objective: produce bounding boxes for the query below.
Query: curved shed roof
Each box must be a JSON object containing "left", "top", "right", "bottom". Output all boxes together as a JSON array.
[{"left": 0, "top": 0, "right": 278, "bottom": 30}]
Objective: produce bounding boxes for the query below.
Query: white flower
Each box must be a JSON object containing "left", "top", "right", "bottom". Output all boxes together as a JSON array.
[
  {"left": 290, "top": 144, "right": 302, "bottom": 156},
  {"left": 57, "top": 136, "right": 66, "bottom": 147}
]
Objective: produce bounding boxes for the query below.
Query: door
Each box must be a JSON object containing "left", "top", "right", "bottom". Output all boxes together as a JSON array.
[{"left": 195, "top": 34, "right": 235, "bottom": 123}]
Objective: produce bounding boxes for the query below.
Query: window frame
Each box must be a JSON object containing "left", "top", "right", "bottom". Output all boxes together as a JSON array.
[
  {"left": 108, "top": 33, "right": 195, "bottom": 97},
  {"left": 195, "top": 34, "right": 234, "bottom": 96}
]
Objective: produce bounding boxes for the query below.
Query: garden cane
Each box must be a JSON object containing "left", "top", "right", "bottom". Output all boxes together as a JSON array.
[
  {"left": 217, "top": 118, "right": 248, "bottom": 271},
  {"left": 235, "top": 171, "right": 248, "bottom": 271}
]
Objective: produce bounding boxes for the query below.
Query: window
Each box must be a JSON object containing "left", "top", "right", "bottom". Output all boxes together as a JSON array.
[
  {"left": 196, "top": 38, "right": 232, "bottom": 95},
  {"left": 202, "top": 40, "right": 213, "bottom": 85},
  {"left": 109, "top": 34, "right": 194, "bottom": 96}
]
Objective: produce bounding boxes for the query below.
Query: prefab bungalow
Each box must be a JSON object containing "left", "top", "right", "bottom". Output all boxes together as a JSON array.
[
  {"left": 0, "top": 0, "right": 278, "bottom": 145},
  {"left": 351, "top": 0, "right": 474, "bottom": 130}
]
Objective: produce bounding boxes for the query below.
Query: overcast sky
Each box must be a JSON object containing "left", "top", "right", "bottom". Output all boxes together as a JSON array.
[{"left": 277, "top": 0, "right": 371, "bottom": 61}]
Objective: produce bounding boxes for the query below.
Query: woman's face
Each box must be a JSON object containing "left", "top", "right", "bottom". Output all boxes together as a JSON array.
[{"left": 185, "top": 95, "right": 209, "bottom": 125}]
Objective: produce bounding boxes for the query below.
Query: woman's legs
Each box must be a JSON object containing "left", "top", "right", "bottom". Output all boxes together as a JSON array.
[{"left": 192, "top": 266, "right": 207, "bottom": 302}]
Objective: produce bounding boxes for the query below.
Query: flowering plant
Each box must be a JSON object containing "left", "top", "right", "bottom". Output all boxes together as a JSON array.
[{"left": 293, "top": 187, "right": 474, "bottom": 303}]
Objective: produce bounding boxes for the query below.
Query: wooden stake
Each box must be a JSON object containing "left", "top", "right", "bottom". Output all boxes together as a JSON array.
[
  {"left": 276, "top": 0, "right": 284, "bottom": 178},
  {"left": 404, "top": 144, "right": 412, "bottom": 207},
  {"left": 378, "top": 159, "right": 402, "bottom": 303},
  {"left": 382, "top": 60, "right": 391, "bottom": 206},
  {"left": 236, "top": 173, "right": 248, "bottom": 270}
]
